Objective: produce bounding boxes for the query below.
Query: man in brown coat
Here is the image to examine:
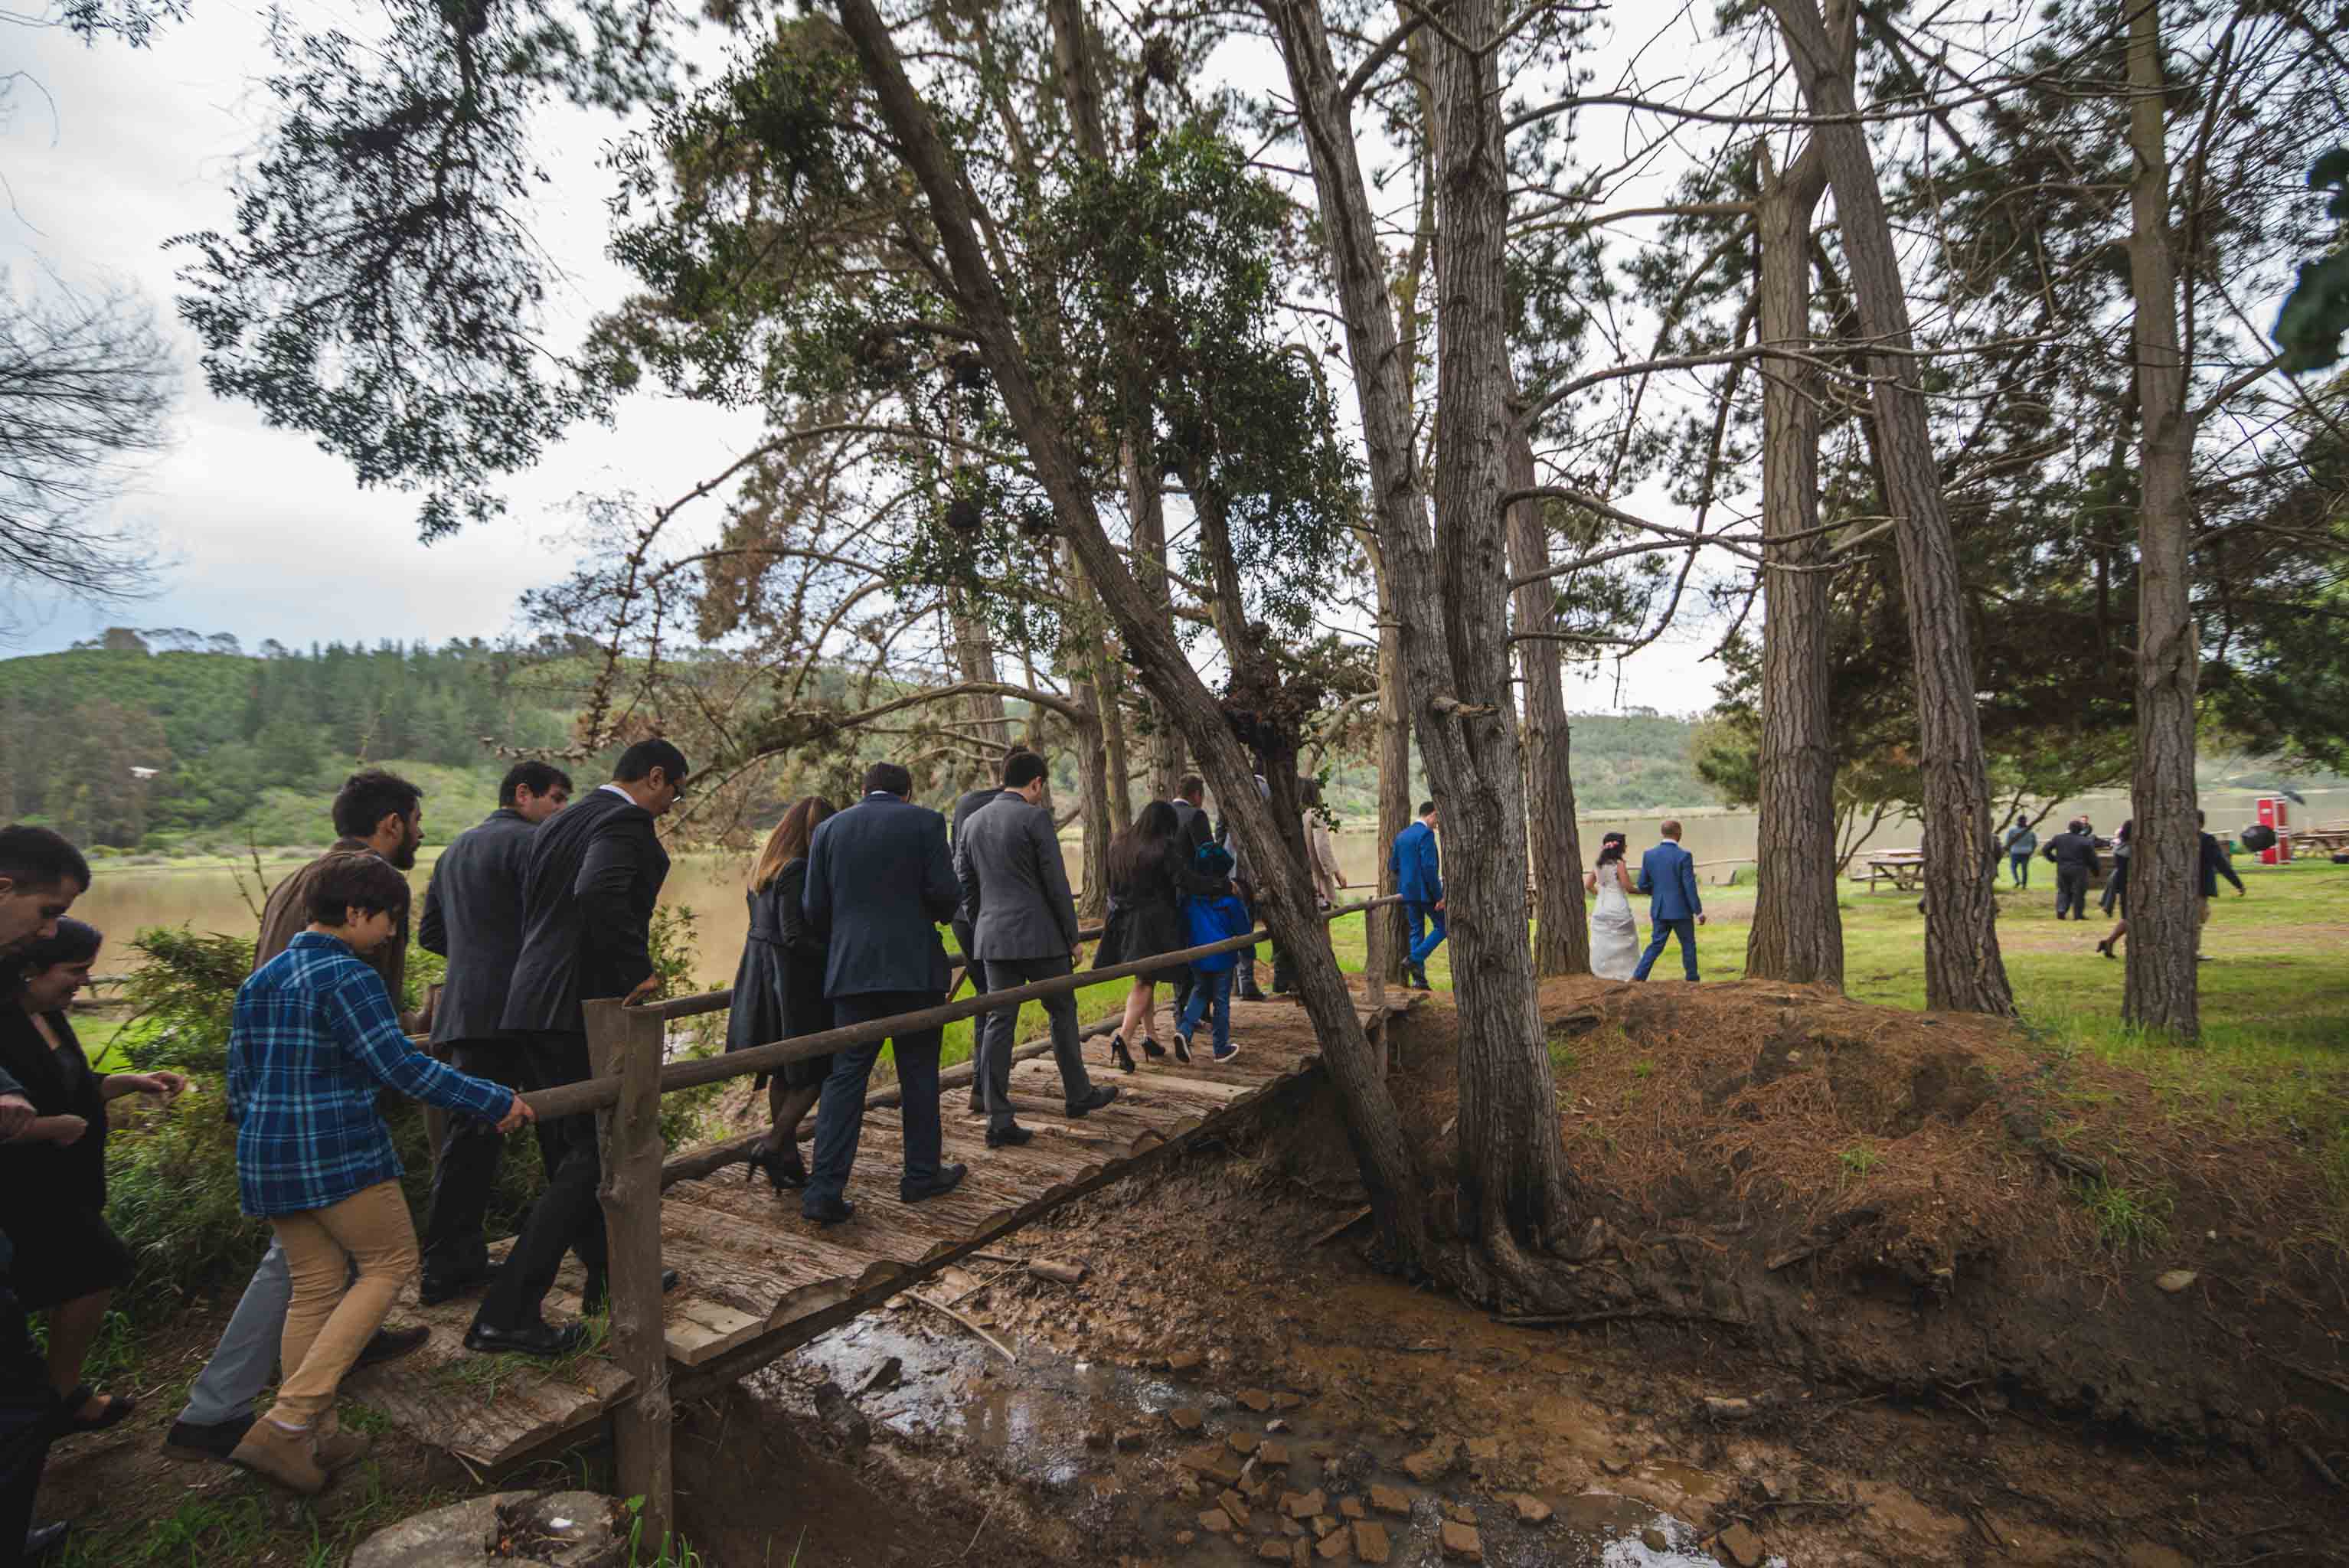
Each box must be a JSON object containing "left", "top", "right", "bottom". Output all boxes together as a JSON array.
[{"left": 164, "top": 770, "right": 432, "bottom": 1466}]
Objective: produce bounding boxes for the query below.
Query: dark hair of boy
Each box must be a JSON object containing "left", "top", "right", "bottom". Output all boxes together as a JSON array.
[
  {"left": 613, "top": 739, "right": 688, "bottom": 786},
  {"left": 0, "top": 825, "right": 90, "bottom": 893},
  {"left": 304, "top": 853, "right": 414, "bottom": 926},
  {"left": 1001, "top": 750, "right": 1048, "bottom": 790},
  {"left": 499, "top": 760, "right": 574, "bottom": 807},
  {"left": 863, "top": 761, "right": 914, "bottom": 798},
  {"left": 1177, "top": 774, "right": 1204, "bottom": 801},
  {"left": 332, "top": 770, "right": 425, "bottom": 841}
]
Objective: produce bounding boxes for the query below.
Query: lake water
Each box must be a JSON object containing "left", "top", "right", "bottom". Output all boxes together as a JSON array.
[{"left": 68, "top": 786, "right": 2342, "bottom": 988}]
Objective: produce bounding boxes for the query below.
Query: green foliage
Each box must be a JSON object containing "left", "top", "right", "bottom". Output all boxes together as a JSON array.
[
  {"left": 2275, "top": 149, "right": 2349, "bottom": 374},
  {"left": 116, "top": 926, "right": 251, "bottom": 1076}
]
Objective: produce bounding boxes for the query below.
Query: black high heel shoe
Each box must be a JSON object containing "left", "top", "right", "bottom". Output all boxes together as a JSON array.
[
  {"left": 1140, "top": 1036, "right": 1167, "bottom": 1060},
  {"left": 1110, "top": 1034, "right": 1138, "bottom": 1073},
  {"left": 746, "top": 1138, "right": 808, "bottom": 1192}
]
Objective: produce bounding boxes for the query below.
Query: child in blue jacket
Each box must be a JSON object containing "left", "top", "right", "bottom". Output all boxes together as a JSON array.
[{"left": 1176, "top": 844, "right": 1250, "bottom": 1063}]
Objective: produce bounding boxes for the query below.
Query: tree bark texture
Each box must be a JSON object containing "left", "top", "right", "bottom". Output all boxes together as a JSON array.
[
  {"left": 1364, "top": 529, "right": 1412, "bottom": 985},
  {"left": 2122, "top": 0, "right": 2200, "bottom": 1039},
  {"left": 1768, "top": 0, "right": 2014, "bottom": 1016},
  {"left": 1746, "top": 139, "right": 1845, "bottom": 989},
  {"left": 1124, "top": 434, "right": 1184, "bottom": 801},
  {"left": 835, "top": 0, "right": 1433, "bottom": 1259},
  {"left": 1504, "top": 387, "right": 1589, "bottom": 975},
  {"left": 1057, "top": 539, "right": 1114, "bottom": 917},
  {"left": 589, "top": 1001, "right": 674, "bottom": 1553}
]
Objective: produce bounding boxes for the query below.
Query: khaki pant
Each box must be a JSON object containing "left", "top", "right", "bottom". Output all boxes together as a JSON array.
[{"left": 266, "top": 1181, "right": 418, "bottom": 1430}]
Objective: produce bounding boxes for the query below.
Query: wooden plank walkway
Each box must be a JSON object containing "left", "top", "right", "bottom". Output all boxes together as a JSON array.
[{"left": 348, "top": 983, "right": 1413, "bottom": 1472}]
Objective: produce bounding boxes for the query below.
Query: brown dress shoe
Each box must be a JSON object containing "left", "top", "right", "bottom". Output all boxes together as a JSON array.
[
  {"left": 230, "top": 1419, "right": 326, "bottom": 1495},
  {"left": 314, "top": 1428, "right": 373, "bottom": 1472}
]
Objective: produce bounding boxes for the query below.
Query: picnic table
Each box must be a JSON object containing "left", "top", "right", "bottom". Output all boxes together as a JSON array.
[{"left": 1853, "top": 849, "right": 1926, "bottom": 892}]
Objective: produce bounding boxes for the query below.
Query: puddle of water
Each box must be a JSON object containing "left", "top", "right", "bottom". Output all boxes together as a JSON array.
[{"left": 775, "top": 1314, "right": 1730, "bottom": 1566}]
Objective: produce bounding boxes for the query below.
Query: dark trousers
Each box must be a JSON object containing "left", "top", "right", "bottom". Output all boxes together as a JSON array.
[
  {"left": 978, "top": 956, "right": 1093, "bottom": 1127},
  {"left": 0, "top": 1284, "right": 54, "bottom": 1554},
  {"left": 2008, "top": 851, "right": 2030, "bottom": 887},
  {"left": 952, "top": 920, "right": 989, "bottom": 1109},
  {"left": 420, "top": 1039, "right": 542, "bottom": 1288},
  {"left": 1632, "top": 916, "right": 1700, "bottom": 981},
  {"left": 806, "top": 991, "right": 944, "bottom": 1208},
  {"left": 475, "top": 1032, "right": 608, "bottom": 1331},
  {"left": 2055, "top": 866, "right": 2090, "bottom": 920},
  {"left": 1232, "top": 884, "right": 1264, "bottom": 995}
]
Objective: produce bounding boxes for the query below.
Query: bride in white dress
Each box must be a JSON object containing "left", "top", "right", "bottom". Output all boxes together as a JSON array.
[{"left": 1584, "top": 832, "right": 1642, "bottom": 980}]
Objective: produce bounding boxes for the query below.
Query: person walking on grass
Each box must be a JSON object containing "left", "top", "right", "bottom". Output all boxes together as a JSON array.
[
  {"left": 1631, "top": 820, "right": 1705, "bottom": 982},
  {"left": 168, "top": 770, "right": 437, "bottom": 1465},
  {"left": 799, "top": 763, "right": 965, "bottom": 1225},
  {"left": 958, "top": 750, "right": 1118, "bottom": 1147},
  {"left": 226, "top": 854, "right": 531, "bottom": 1495},
  {"left": 2041, "top": 818, "right": 2101, "bottom": 921},
  {"left": 413, "top": 759, "right": 571, "bottom": 1307},
  {"left": 2003, "top": 816, "right": 2037, "bottom": 888},
  {"left": 2095, "top": 812, "right": 2246, "bottom": 960},
  {"left": 472, "top": 740, "right": 686, "bottom": 1359},
  {"left": 1174, "top": 844, "right": 1250, "bottom": 1065},
  {"left": 1390, "top": 802, "right": 1445, "bottom": 991}
]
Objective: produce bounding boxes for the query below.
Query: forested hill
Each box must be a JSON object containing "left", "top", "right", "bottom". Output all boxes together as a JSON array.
[{"left": 0, "top": 635, "right": 579, "bottom": 853}]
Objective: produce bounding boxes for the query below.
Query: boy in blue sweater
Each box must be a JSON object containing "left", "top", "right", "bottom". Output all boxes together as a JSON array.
[{"left": 1174, "top": 844, "right": 1250, "bottom": 1064}]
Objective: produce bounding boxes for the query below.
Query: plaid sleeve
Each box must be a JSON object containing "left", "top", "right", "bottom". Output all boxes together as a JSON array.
[{"left": 321, "top": 961, "right": 512, "bottom": 1121}]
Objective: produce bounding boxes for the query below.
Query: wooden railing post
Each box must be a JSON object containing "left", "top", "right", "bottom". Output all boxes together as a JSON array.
[{"left": 588, "top": 998, "right": 673, "bottom": 1554}]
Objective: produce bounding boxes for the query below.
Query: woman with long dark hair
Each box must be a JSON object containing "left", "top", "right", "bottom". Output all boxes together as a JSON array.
[
  {"left": 1093, "top": 800, "right": 1214, "bottom": 1068},
  {"left": 728, "top": 795, "right": 838, "bottom": 1191},
  {"left": 0, "top": 919, "right": 188, "bottom": 1434},
  {"left": 1583, "top": 831, "right": 1641, "bottom": 980}
]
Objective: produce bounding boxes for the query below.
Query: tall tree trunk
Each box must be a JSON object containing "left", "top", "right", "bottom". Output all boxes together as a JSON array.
[
  {"left": 1767, "top": 0, "right": 2014, "bottom": 1015},
  {"left": 1059, "top": 540, "right": 1114, "bottom": 918},
  {"left": 1504, "top": 400, "right": 1589, "bottom": 975},
  {"left": 1125, "top": 437, "right": 1184, "bottom": 800},
  {"left": 1746, "top": 139, "right": 1845, "bottom": 988},
  {"left": 1364, "top": 529, "right": 1412, "bottom": 985},
  {"left": 837, "top": 0, "right": 1433, "bottom": 1260},
  {"left": 947, "top": 590, "right": 1011, "bottom": 766},
  {"left": 2122, "top": 0, "right": 2200, "bottom": 1037},
  {"left": 1103, "top": 659, "right": 1135, "bottom": 829}
]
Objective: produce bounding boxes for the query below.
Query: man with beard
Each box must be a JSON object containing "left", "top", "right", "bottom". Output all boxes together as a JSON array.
[{"left": 165, "top": 771, "right": 437, "bottom": 1465}]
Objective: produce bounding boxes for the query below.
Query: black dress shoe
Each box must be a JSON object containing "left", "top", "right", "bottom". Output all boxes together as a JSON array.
[
  {"left": 419, "top": 1265, "right": 493, "bottom": 1308},
  {"left": 463, "top": 1319, "right": 590, "bottom": 1359},
  {"left": 900, "top": 1164, "right": 968, "bottom": 1203},
  {"left": 1238, "top": 986, "right": 1269, "bottom": 1002},
  {"left": 163, "top": 1413, "right": 254, "bottom": 1464},
  {"left": 583, "top": 1269, "right": 681, "bottom": 1316},
  {"left": 354, "top": 1323, "right": 431, "bottom": 1368},
  {"left": 25, "top": 1521, "right": 67, "bottom": 1562},
  {"left": 985, "top": 1124, "right": 1033, "bottom": 1149},
  {"left": 802, "top": 1195, "right": 858, "bottom": 1226},
  {"left": 1065, "top": 1084, "right": 1119, "bottom": 1118}
]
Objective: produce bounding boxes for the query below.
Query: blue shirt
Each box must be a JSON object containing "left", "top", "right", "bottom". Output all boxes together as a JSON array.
[
  {"left": 1390, "top": 819, "right": 1442, "bottom": 904},
  {"left": 230, "top": 932, "right": 513, "bottom": 1217}
]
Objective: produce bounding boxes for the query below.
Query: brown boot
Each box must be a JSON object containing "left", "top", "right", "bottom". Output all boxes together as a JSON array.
[
  {"left": 314, "top": 1428, "right": 372, "bottom": 1472},
  {"left": 230, "top": 1419, "right": 327, "bottom": 1494}
]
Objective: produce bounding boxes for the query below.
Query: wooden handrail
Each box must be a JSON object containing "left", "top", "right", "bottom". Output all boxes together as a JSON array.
[
  {"left": 524, "top": 896, "right": 1399, "bottom": 1122},
  {"left": 639, "top": 920, "right": 1110, "bottom": 1022}
]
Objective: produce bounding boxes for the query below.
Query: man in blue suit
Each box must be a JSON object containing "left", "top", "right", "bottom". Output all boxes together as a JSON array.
[
  {"left": 1388, "top": 802, "right": 1444, "bottom": 991},
  {"left": 1632, "top": 819, "right": 1706, "bottom": 982}
]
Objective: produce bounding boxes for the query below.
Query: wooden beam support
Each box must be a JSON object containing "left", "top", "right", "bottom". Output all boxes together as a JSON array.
[{"left": 590, "top": 999, "right": 675, "bottom": 1555}]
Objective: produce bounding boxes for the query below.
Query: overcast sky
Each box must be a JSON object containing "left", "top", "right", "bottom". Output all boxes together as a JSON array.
[{"left": 1, "top": 0, "right": 1730, "bottom": 714}]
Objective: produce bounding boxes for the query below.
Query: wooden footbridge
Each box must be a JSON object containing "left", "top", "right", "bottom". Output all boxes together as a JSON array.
[{"left": 348, "top": 898, "right": 1409, "bottom": 1544}]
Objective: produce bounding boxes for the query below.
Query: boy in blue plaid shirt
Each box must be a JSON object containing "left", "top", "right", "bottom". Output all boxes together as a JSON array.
[{"left": 225, "top": 854, "right": 531, "bottom": 1494}]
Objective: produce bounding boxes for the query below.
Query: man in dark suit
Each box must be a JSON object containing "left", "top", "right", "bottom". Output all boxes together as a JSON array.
[
  {"left": 2041, "top": 818, "right": 2101, "bottom": 921},
  {"left": 949, "top": 776, "right": 1003, "bottom": 1114},
  {"left": 1215, "top": 773, "right": 1275, "bottom": 1001},
  {"left": 1631, "top": 819, "right": 1705, "bottom": 982},
  {"left": 956, "top": 751, "right": 1117, "bottom": 1148},
  {"left": 1389, "top": 802, "right": 1445, "bottom": 990},
  {"left": 799, "top": 761, "right": 966, "bottom": 1225},
  {"left": 413, "top": 760, "right": 572, "bottom": 1305},
  {"left": 1167, "top": 776, "right": 1213, "bottom": 1017},
  {"left": 468, "top": 740, "right": 685, "bottom": 1357}
]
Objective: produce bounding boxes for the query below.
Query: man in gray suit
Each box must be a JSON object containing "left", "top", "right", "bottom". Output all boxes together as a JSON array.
[
  {"left": 948, "top": 778, "right": 1001, "bottom": 1114},
  {"left": 799, "top": 761, "right": 966, "bottom": 1224},
  {"left": 414, "top": 759, "right": 571, "bottom": 1304},
  {"left": 956, "top": 750, "right": 1118, "bottom": 1147}
]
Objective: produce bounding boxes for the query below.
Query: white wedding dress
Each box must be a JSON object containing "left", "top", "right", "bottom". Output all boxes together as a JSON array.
[{"left": 1589, "top": 861, "right": 1642, "bottom": 980}]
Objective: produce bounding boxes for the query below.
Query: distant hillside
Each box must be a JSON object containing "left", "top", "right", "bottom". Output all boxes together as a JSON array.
[{"left": 1315, "top": 710, "right": 1720, "bottom": 822}]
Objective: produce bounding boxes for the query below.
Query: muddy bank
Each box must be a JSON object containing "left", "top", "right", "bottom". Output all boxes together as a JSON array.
[
  {"left": 1397, "top": 980, "right": 2349, "bottom": 1465},
  {"left": 670, "top": 1085, "right": 2342, "bottom": 1567}
]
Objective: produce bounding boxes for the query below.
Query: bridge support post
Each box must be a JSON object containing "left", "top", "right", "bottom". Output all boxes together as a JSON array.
[{"left": 590, "top": 998, "right": 675, "bottom": 1554}]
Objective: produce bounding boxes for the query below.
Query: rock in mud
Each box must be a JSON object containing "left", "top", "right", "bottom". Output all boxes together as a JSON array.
[
  {"left": 1315, "top": 1530, "right": 1350, "bottom": 1561},
  {"left": 1338, "top": 1498, "right": 1365, "bottom": 1521},
  {"left": 1200, "top": 1509, "right": 1232, "bottom": 1535},
  {"left": 1273, "top": 1392, "right": 1306, "bottom": 1411},
  {"left": 1166, "top": 1350, "right": 1205, "bottom": 1374},
  {"left": 1230, "top": 1432, "right": 1262, "bottom": 1455},
  {"left": 1640, "top": 1527, "right": 1670, "bottom": 1552},
  {"left": 1465, "top": 1437, "right": 1501, "bottom": 1462},
  {"left": 1283, "top": 1488, "right": 1326, "bottom": 1519},
  {"left": 1176, "top": 1531, "right": 1195, "bottom": 1547},
  {"left": 1401, "top": 1442, "right": 1455, "bottom": 1483},
  {"left": 812, "top": 1380, "right": 872, "bottom": 1447},
  {"left": 1259, "top": 1539, "right": 1293, "bottom": 1560},
  {"left": 1180, "top": 1443, "right": 1241, "bottom": 1485},
  {"left": 1220, "top": 1490, "right": 1253, "bottom": 1529},
  {"left": 1439, "top": 1520, "right": 1482, "bottom": 1561},
  {"left": 1351, "top": 1521, "right": 1393, "bottom": 1564},
  {"left": 1443, "top": 1503, "right": 1476, "bottom": 1525},
  {"left": 1717, "top": 1521, "right": 1765, "bottom": 1567},
  {"left": 351, "top": 1491, "right": 523, "bottom": 1568},
  {"left": 854, "top": 1355, "right": 903, "bottom": 1397},
  {"left": 1169, "top": 1406, "right": 1206, "bottom": 1433},
  {"left": 1259, "top": 1441, "right": 1292, "bottom": 1466},
  {"left": 1514, "top": 1495, "right": 1553, "bottom": 1525},
  {"left": 2155, "top": 1269, "right": 2198, "bottom": 1294},
  {"left": 1238, "top": 1389, "right": 1276, "bottom": 1412},
  {"left": 1116, "top": 1428, "right": 1148, "bottom": 1450},
  {"left": 1367, "top": 1483, "right": 1413, "bottom": 1517},
  {"left": 1313, "top": 1515, "right": 1341, "bottom": 1537}
]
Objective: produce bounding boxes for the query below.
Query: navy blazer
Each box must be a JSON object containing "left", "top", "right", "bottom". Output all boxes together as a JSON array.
[
  {"left": 501, "top": 787, "right": 670, "bottom": 1035},
  {"left": 1389, "top": 819, "right": 1442, "bottom": 904},
  {"left": 803, "top": 792, "right": 960, "bottom": 998},
  {"left": 418, "top": 807, "right": 537, "bottom": 1045},
  {"left": 1635, "top": 841, "right": 1703, "bottom": 921}
]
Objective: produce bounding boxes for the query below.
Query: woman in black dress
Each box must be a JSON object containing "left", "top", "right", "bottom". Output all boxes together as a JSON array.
[
  {"left": 0, "top": 920, "right": 187, "bottom": 1432},
  {"left": 1093, "top": 801, "right": 1217, "bottom": 1069},
  {"left": 727, "top": 796, "right": 837, "bottom": 1191}
]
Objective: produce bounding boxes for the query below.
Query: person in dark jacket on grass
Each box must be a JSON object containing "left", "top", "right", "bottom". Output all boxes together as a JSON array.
[
  {"left": 729, "top": 796, "right": 838, "bottom": 1192},
  {"left": 2040, "top": 819, "right": 2101, "bottom": 920}
]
